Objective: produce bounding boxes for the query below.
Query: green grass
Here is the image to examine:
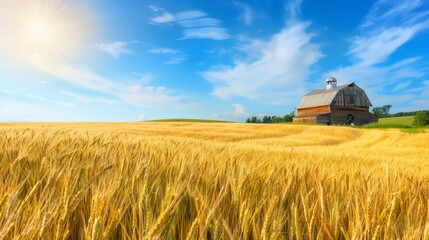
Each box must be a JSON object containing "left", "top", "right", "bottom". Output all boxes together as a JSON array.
[
  {"left": 378, "top": 116, "right": 415, "bottom": 126},
  {"left": 361, "top": 123, "right": 412, "bottom": 129},
  {"left": 146, "top": 118, "right": 235, "bottom": 123},
  {"left": 359, "top": 116, "right": 428, "bottom": 134},
  {"left": 400, "top": 128, "right": 426, "bottom": 134},
  {"left": 361, "top": 116, "right": 415, "bottom": 129}
]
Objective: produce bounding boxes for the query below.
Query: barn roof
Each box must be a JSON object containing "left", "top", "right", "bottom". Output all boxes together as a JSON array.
[{"left": 296, "top": 82, "right": 355, "bottom": 109}]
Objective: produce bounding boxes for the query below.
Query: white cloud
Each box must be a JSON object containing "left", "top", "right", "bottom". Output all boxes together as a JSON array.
[
  {"left": 25, "top": 54, "right": 183, "bottom": 108},
  {"left": 326, "top": 0, "right": 429, "bottom": 111},
  {"left": 148, "top": 5, "right": 159, "bottom": 12},
  {"left": 165, "top": 56, "right": 188, "bottom": 65},
  {"left": 149, "top": 6, "right": 175, "bottom": 23},
  {"left": 176, "top": 10, "right": 207, "bottom": 20},
  {"left": 26, "top": 94, "right": 74, "bottom": 107},
  {"left": 178, "top": 18, "right": 221, "bottom": 28},
  {"left": 148, "top": 48, "right": 179, "bottom": 54},
  {"left": 203, "top": 21, "right": 322, "bottom": 103},
  {"left": 349, "top": 27, "right": 417, "bottom": 66},
  {"left": 182, "top": 27, "right": 230, "bottom": 40},
  {"left": 62, "top": 91, "right": 118, "bottom": 105},
  {"left": 392, "top": 80, "right": 413, "bottom": 92},
  {"left": 236, "top": 3, "right": 255, "bottom": 26},
  {"left": 94, "top": 41, "right": 137, "bottom": 58},
  {"left": 136, "top": 73, "right": 158, "bottom": 84},
  {"left": 151, "top": 13, "right": 175, "bottom": 24},
  {"left": 0, "top": 88, "right": 15, "bottom": 94},
  {"left": 212, "top": 103, "right": 248, "bottom": 118},
  {"left": 287, "top": 0, "right": 303, "bottom": 20},
  {"left": 361, "top": 0, "right": 425, "bottom": 28},
  {"left": 147, "top": 47, "right": 187, "bottom": 64},
  {"left": 149, "top": 6, "right": 230, "bottom": 40}
]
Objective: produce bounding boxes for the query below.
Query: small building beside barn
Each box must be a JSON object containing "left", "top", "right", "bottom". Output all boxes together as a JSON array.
[{"left": 293, "top": 77, "right": 378, "bottom": 126}]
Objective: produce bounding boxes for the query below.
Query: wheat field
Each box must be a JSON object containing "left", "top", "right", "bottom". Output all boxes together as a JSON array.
[{"left": 0, "top": 122, "right": 429, "bottom": 239}]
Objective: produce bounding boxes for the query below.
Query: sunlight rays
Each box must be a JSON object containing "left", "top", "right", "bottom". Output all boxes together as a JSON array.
[
  {"left": 0, "top": 0, "right": 95, "bottom": 59},
  {"left": 29, "top": 21, "right": 49, "bottom": 40}
]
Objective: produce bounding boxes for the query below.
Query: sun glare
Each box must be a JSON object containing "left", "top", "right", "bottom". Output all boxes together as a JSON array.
[
  {"left": 0, "top": 0, "right": 95, "bottom": 58},
  {"left": 30, "top": 22, "right": 49, "bottom": 40}
]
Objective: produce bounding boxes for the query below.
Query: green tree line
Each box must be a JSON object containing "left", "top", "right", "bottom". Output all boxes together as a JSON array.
[
  {"left": 245, "top": 112, "right": 295, "bottom": 124},
  {"left": 372, "top": 105, "right": 426, "bottom": 118},
  {"left": 372, "top": 105, "right": 429, "bottom": 126}
]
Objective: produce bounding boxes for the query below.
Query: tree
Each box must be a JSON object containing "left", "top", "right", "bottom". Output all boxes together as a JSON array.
[
  {"left": 262, "top": 116, "right": 269, "bottom": 123},
  {"left": 413, "top": 111, "right": 429, "bottom": 126},
  {"left": 283, "top": 114, "right": 292, "bottom": 122},
  {"left": 245, "top": 118, "right": 250, "bottom": 123},
  {"left": 372, "top": 105, "right": 392, "bottom": 118},
  {"left": 272, "top": 116, "right": 283, "bottom": 123},
  {"left": 250, "top": 116, "right": 258, "bottom": 123}
]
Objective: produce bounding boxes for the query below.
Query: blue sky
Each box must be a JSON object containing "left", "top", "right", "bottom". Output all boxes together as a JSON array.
[{"left": 0, "top": 0, "right": 428, "bottom": 121}]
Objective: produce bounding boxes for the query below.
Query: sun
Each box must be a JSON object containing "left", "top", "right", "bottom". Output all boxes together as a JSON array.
[
  {"left": 29, "top": 21, "right": 50, "bottom": 40},
  {"left": 1, "top": 0, "right": 96, "bottom": 59}
]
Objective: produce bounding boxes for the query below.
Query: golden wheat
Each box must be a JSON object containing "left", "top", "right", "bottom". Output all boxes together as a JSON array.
[{"left": 0, "top": 122, "right": 428, "bottom": 239}]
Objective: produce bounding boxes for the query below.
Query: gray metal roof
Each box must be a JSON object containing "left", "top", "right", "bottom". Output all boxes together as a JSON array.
[{"left": 296, "top": 83, "right": 354, "bottom": 109}]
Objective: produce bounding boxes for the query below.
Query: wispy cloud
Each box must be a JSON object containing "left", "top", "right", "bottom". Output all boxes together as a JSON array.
[
  {"left": 327, "top": 0, "right": 429, "bottom": 109},
  {"left": 165, "top": 56, "right": 188, "bottom": 65},
  {"left": 149, "top": 5, "right": 176, "bottom": 23},
  {"left": 25, "top": 55, "right": 184, "bottom": 108},
  {"left": 203, "top": 20, "right": 322, "bottom": 103},
  {"left": 26, "top": 94, "right": 74, "bottom": 107},
  {"left": 149, "top": 6, "right": 230, "bottom": 40},
  {"left": 235, "top": 2, "right": 255, "bottom": 26},
  {"left": 182, "top": 27, "right": 230, "bottom": 40},
  {"left": 62, "top": 91, "right": 118, "bottom": 105},
  {"left": 147, "top": 46, "right": 187, "bottom": 64},
  {"left": 132, "top": 73, "right": 158, "bottom": 84},
  {"left": 212, "top": 103, "right": 248, "bottom": 118},
  {"left": 148, "top": 48, "right": 179, "bottom": 54},
  {"left": 392, "top": 80, "right": 413, "bottom": 92},
  {"left": 348, "top": 27, "right": 418, "bottom": 67},
  {"left": 176, "top": 10, "right": 207, "bottom": 20},
  {"left": 178, "top": 18, "right": 221, "bottom": 28},
  {"left": 0, "top": 88, "right": 15, "bottom": 94},
  {"left": 361, "top": 0, "right": 427, "bottom": 28},
  {"left": 287, "top": 0, "right": 303, "bottom": 20},
  {"left": 94, "top": 41, "right": 137, "bottom": 58}
]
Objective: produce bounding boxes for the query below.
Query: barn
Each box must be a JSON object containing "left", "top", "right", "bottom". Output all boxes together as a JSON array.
[{"left": 293, "top": 77, "right": 378, "bottom": 126}]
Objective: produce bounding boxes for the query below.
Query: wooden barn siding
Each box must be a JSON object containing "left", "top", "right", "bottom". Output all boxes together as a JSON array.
[
  {"left": 332, "top": 87, "right": 371, "bottom": 107},
  {"left": 297, "top": 105, "right": 331, "bottom": 116},
  {"left": 293, "top": 116, "right": 317, "bottom": 123},
  {"left": 316, "top": 114, "right": 331, "bottom": 123},
  {"left": 330, "top": 106, "right": 369, "bottom": 112},
  {"left": 330, "top": 111, "right": 377, "bottom": 126}
]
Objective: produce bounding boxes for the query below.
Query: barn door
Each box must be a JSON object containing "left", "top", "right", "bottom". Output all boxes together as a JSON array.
[{"left": 346, "top": 114, "right": 355, "bottom": 125}]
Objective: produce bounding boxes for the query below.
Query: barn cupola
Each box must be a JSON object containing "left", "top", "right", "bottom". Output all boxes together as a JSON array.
[{"left": 326, "top": 76, "right": 337, "bottom": 90}]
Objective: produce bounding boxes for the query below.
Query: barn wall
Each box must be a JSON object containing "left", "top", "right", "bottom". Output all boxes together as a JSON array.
[
  {"left": 332, "top": 86, "right": 371, "bottom": 107},
  {"left": 330, "top": 110, "right": 377, "bottom": 126},
  {"left": 297, "top": 105, "right": 330, "bottom": 116},
  {"left": 330, "top": 106, "right": 369, "bottom": 112},
  {"left": 316, "top": 114, "right": 331, "bottom": 124},
  {"left": 293, "top": 116, "right": 317, "bottom": 123}
]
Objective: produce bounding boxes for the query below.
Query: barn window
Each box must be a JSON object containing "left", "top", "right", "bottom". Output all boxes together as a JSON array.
[{"left": 346, "top": 114, "right": 355, "bottom": 125}]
